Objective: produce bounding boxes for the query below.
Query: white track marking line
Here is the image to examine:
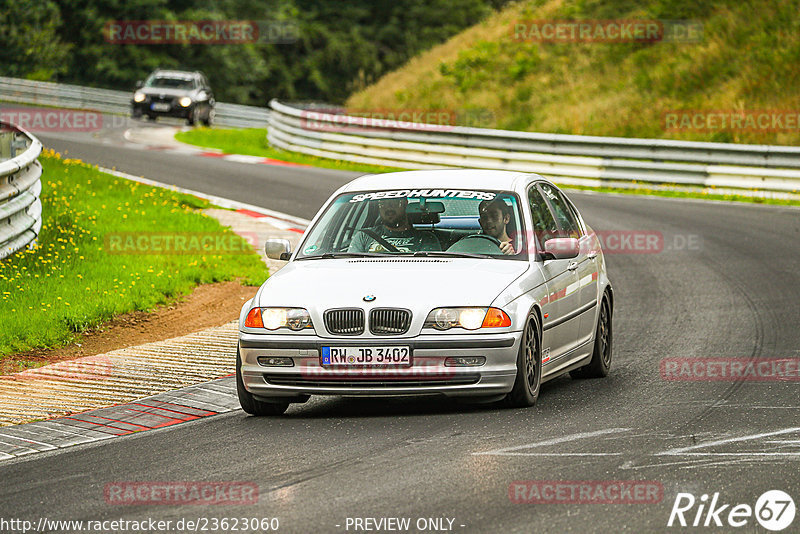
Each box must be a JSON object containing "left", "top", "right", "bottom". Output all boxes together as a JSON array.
[
  {"left": 0, "top": 433, "right": 57, "bottom": 450},
  {"left": 473, "top": 427, "right": 630, "bottom": 456},
  {"left": 657, "top": 427, "right": 800, "bottom": 456}
]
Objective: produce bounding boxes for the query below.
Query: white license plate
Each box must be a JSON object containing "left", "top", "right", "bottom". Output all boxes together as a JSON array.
[
  {"left": 151, "top": 102, "right": 171, "bottom": 111},
  {"left": 321, "top": 346, "right": 411, "bottom": 366}
]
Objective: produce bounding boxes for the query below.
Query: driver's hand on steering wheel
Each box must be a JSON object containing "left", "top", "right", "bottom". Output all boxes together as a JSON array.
[{"left": 498, "top": 241, "right": 515, "bottom": 255}]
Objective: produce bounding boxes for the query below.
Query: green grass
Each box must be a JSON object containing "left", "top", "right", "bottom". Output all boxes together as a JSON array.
[
  {"left": 175, "top": 127, "right": 402, "bottom": 174},
  {"left": 0, "top": 150, "right": 268, "bottom": 358}
]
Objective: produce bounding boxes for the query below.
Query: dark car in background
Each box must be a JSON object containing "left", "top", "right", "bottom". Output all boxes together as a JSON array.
[{"left": 131, "top": 69, "right": 215, "bottom": 126}]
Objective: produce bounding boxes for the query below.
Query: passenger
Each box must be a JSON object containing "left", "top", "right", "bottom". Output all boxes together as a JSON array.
[
  {"left": 348, "top": 197, "right": 440, "bottom": 253},
  {"left": 478, "top": 198, "right": 516, "bottom": 255}
]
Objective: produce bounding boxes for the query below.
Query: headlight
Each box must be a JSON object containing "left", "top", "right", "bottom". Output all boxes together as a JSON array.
[
  {"left": 245, "top": 307, "right": 313, "bottom": 331},
  {"left": 424, "top": 307, "right": 511, "bottom": 330},
  {"left": 133, "top": 92, "right": 146, "bottom": 102},
  {"left": 178, "top": 96, "right": 192, "bottom": 107}
]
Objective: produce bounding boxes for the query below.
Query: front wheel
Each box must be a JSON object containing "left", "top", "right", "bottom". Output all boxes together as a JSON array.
[
  {"left": 202, "top": 107, "right": 214, "bottom": 127},
  {"left": 236, "top": 348, "right": 289, "bottom": 415},
  {"left": 571, "top": 294, "right": 612, "bottom": 379},
  {"left": 503, "top": 312, "right": 541, "bottom": 408}
]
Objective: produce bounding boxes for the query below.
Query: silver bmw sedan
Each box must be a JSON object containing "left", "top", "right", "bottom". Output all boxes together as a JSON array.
[{"left": 237, "top": 170, "right": 613, "bottom": 415}]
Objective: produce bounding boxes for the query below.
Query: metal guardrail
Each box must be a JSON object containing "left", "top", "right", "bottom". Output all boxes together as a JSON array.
[
  {"left": 268, "top": 100, "right": 800, "bottom": 194},
  {"left": 0, "top": 123, "right": 43, "bottom": 259},
  {"left": 0, "top": 77, "right": 270, "bottom": 129}
]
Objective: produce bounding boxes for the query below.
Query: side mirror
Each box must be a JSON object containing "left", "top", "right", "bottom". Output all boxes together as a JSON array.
[
  {"left": 265, "top": 238, "right": 292, "bottom": 260},
  {"left": 134, "top": 80, "right": 144, "bottom": 90},
  {"left": 542, "top": 238, "right": 579, "bottom": 260}
]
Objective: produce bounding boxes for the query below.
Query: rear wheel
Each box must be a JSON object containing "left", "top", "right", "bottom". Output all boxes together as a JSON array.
[
  {"left": 571, "top": 294, "right": 612, "bottom": 379},
  {"left": 503, "top": 312, "right": 541, "bottom": 408},
  {"left": 236, "top": 347, "right": 289, "bottom": 415}
]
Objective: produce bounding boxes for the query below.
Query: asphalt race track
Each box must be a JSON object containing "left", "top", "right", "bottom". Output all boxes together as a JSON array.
[{"left": 2, "top": 116, "right": 799, "bottom": 533}]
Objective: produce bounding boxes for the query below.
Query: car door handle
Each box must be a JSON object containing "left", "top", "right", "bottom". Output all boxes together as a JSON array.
[
  {"left": 587, "top": 251, "right": 598, "bottom": 260},
  {"left": 567, "top": 261, "right": 579, "bottom": 271}
]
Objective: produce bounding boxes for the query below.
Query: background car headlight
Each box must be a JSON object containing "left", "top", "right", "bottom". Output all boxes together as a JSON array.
[
  {"left": 133, "top": 92, "right": 146, "bottom": 102},
  {"left": 246, "top": 307, "right": 313, "bottom": 331},
  {"left": 424, "top": 307, "right": 511, "bottom": 330},
  {"left": 178, "top": 96, "right": 192, "bottom": 107}
]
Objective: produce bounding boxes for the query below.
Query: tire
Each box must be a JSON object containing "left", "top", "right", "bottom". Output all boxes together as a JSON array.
[
  {"left": 236, "top": 347, "right": 289, "bottom": 416},
  {"left": 186, "top": 112, "right": 195, "bottom": 126},
  {"left": 503, "top": 312, "right": 541, "bottom": 408},
  {"left": 146, "top": 114, "right": 157, "bottom": 122},
  {"left": 131, "top": 109, "right": 142, "bottom": 119},
  {"left": 571, "top": 293, "right": 612, "bottom": 379},
  {"left": 202, "top": 107, "right": 214, "bottom": 127}
]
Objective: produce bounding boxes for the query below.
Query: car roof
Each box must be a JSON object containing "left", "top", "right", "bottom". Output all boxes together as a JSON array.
[{"left": 340, "top": 169, "right": 544, "bottom": 193}]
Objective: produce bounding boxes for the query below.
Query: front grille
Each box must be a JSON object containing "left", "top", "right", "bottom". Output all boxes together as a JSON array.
[
  {"left": 369, "top": 308, "right": 411, "bottom": 335},
  {"left": 324, "top": 308, "right": 364, "bottom": 335},
  {"left": 264, "top": 374, "right": 480, "bottom": 388}
]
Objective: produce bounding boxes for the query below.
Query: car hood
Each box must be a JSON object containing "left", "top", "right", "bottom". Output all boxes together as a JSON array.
[{"left": 256, "top": 258, "right": 529, "bottom": 310}]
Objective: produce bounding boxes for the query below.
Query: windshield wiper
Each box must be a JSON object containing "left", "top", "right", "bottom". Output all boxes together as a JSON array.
[
  {"left": 298, "top": 252, "right": 392, "bottom": 260},
  {"left": 408, "top": 251, "right": 492, "bottom": 259}
]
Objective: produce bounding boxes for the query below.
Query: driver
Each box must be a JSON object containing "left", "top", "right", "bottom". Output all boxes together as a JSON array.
[
  {"left": 348, "top": 197, "right": 441, "bottom": 253},
  {"left": 478, "top": 198, "right": 515, "bottom": 255}
]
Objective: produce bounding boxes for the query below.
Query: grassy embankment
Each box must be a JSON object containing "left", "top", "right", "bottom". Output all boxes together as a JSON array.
[
  {"left": 0, "top": 150, "right": 267, "bottom": 360},
  {"left": 347, "top": 0, "right": 800, "bottom": 146}
]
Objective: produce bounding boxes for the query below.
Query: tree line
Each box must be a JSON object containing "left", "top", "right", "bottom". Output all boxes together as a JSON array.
[{"left": 0, "top": 0, "right": 509, "bottom": 106}]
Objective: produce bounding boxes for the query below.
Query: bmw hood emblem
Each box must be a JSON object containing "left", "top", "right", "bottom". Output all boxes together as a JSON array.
[{"left": 363, "top": 295, "right": 376, "bottom": 302}]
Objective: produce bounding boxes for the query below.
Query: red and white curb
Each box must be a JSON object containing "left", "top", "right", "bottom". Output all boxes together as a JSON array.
[
  {"left": 0, "top": 377, "right": 240, "bottom": 461},
  {"left": 99, "top": 166, "right": 310, "bottom": 233}
]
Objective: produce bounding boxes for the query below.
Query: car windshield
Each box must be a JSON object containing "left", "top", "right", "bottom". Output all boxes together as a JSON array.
[
  {"left": 144, "top": 76, "right": 195, "bottom": 89},
  {"left": 297, "top": 189, "right": 527, "bottom": 260}
]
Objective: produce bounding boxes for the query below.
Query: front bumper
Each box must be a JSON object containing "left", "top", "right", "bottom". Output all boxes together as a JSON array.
[
  {"left": 238, "top": 332, "right": 521, "bottom": 398},
  {"left": 131, "top": 101, "right": 193, "bottom": 118}
]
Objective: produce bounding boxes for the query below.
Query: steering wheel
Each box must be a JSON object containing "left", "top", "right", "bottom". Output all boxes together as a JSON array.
[
  {"left": 361, "top": 228, "right": 401, "bottom": 253},
  {"left": 447, "top": 234, "right": 503, "bottom": 254},
  {"left": 460, "top": 234, "right": 502, "bottom": 246}
]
